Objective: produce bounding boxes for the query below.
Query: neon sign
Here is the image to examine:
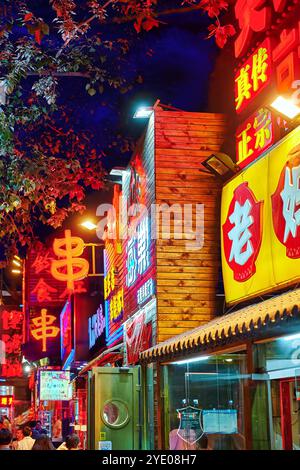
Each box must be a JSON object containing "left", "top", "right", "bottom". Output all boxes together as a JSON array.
[
  {"left": 234, "top": 0, "right": 289, "bottom": 58},
  {"left": 107, "top": 288, "right": 124, "bottom": 323},
  {"left": 236, "top": 107, "right": 275, "bottom": 169},
  {"left": 31, "top": 308, "right": 60, "bottom": 352},
  {"left": 88, "top": 305, "right": 105, "bottom": 349},
  {"left": 0, "top": 308, "right": 24, "bottom": 378},
  {"left": 0, "top": 396, "right": 13, "bottom": 407},
  {"left": 51, "top": 229, "right": 89, "bottom": 291},
  {"left": 104, "top": 267, "right": 115, "bottom": 300},
  {"left": 137, "top": 278, "right": 154, "bottom": 305},
  {"left": 126, "top": 216, "right": 150, "bottom": 287},
  {"left": 235, "top": 39, "right": 272, "bottom": 114}
]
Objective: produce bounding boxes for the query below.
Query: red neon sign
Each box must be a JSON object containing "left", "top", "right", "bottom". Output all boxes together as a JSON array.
[
  {"left": 0, "top": 396, "right": 13, "bottom": 407},
  {"left": 236, "top": 107, "right": 275, "bottom": 169},
  {"left": 234, "top": 0, "right": 289, "bottom": 58}
]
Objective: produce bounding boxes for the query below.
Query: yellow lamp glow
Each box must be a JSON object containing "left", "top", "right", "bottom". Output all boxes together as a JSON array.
[
  {"left": 81, "top": 221, "right": 97, "bottom": 230},
  {"left": 270, "top": 96, "right": 300, "bottom": 120}
]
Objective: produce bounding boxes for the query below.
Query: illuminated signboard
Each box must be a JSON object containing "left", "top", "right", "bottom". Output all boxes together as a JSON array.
[
  {"left": 39, "top": 370, "right": 72, "bottom": 401},
  {"left": 236, "top": 107, "right": 276, "bottom": 169},
  {"left": 104, "top": 266, "right": 115, "bottom": 300},
  {"left": 137, "top": 278, "right": 154, "bottom": 305},
  {"left": 0, "top": 308, "right": 24, "bottom": 378},
  {"left": 221, "top": 125, "right": 300, "bottom": 304},
  {"left": 235, "top": 38, "right": 272, "bottom": 114},
  {"left": 60, "top": 300, "right": 74, "bottom": 368},
  {"left": 234, "top": 0, "right": 293, "bottom": 58},
  {"left": 31, "top": 308, "right": 60, "bottom": 353},
  {"left": 126, "top": 216, "right": 150, "bottom": 287},
  {"left": 0, "top": 396, "right": 13, "bottom": 407},
  {"left": 51, "top": 230, "right": 89, "bottom": 291},
  {"left": 124, "top": 299, "right": 155, "bottom": 365},
  {"left": 88, "top": 304, "right": 105, "bottom": 350},
  {"left": 104, "top": 245, "right": 124, "bottom": 347}
]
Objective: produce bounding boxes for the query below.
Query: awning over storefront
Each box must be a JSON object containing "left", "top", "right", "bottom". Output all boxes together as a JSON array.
[
  {"left": 140, "top": 289, "right": 300, "bottom": 363},
  {"left": 78, "top": 343, "right": 124, "bottom": 375}
]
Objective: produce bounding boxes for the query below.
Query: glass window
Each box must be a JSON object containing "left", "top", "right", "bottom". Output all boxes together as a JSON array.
[
  {"left": 162, "top": 353, "right": 247, "bottom": 450},
  {"left": 253, "top": 333, "right": 300, "bottom": 450}
]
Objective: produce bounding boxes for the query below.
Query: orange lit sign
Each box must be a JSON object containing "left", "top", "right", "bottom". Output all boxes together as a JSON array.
[
  {"left": 236, "top": 107, "right": 275, "bottom": 169},
  {"left": 235, "top": 39, "right": 272, "bottom": 114},
  {"left": 31, "top": 308, "right": 60, "bottom": 352},
  {"left": 31, "top": 278, "right": 58, "bottom": 303},
  {"left": 0, "top": 396, "right": 13, "bottom": 407},
  {"left": 51, "top": 230, "right": 89, "bottom": 291},
  {"left": 222, "top": 126, "right": 300, "bottom": 304}
]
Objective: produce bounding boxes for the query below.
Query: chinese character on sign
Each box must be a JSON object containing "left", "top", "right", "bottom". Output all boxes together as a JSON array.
[
  {"left": 234, "top": 0, "right": 272, "bottom": 58},
  {"left": 32, "top": 251, "right": 53, "bottom": 274},
  {"left": 2, "top": 334, "right": 22, "bottom": 355},
  {"left": 280, "top": 166, "right": 300, "bottom": 243},
  {"left": 235, "top": 66, "right": 252, "bottom": 111},
  {"left": 59, "top": 280, "right": 87, "bottom": 299},
  {"left": 2, "top": 310, "right": 23, "bottom": 330},
  {"left": 223, "top": 182, "right": 263, "bottom": 281},
  {"left": 1, "top": 359, "right": 22, "bottom": 377},
  {"left": 236, "top": 108, "right": 274, "bottom": 169},
  {"left": 237, "top": 123, "right": 254, "bottom": 163},
  {"left": 31, "top": 278, "right": 58, "bottom": 303},
  {"left": 272, "top": 154, "right": 300, "bottom": 258},
  {"left": 108, "top": 289, "right": 124, "bottom": 323},
  {"left": 30, "top": 308, "right": 60, "bottom": 352},
  {"left": 235, "top": 39, "right": 272, "bottom": 113},
  {"left": 137, "top": 279, "right": 154, "bottom": 305},
  {"left": 126, "top": 236, "right": 137, "bottom": 287},
  {"left": 51, "top": 230, "right": 89, "bottom": 291},
  {"left": 253, "top": 108, "right": 272, "bottom": 149},
  {"left": 104, "top": 267, "right": 115, "bottom": 300},
  {"left": 137, "top": 217, "right": 150, "bottom": 275},
  {"left": 251, "top": 46, "right": 269, "bottom": 92},
  {"left": 228, "top": 200, "right": 254, "bottom": 266}
]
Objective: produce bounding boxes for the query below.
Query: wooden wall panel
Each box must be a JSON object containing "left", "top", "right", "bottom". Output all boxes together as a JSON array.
[{"left": 154, "top": 108, "right": 227, "bottom": 343}]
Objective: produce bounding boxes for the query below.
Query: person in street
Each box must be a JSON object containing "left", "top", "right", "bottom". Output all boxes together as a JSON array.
[
  {"left": 32, "top": 435, "right": 55, "bottom": 450},
  {"left": 65, "top": 434, "right": 80, "bottom": 450},
  {"left": 52, "top": 416, "right": 62, "bottom": 440},
  {"left": 0, "top": 429, "right": 12, "bottom": 450},
  {"left": 32, "top": 420, "right": 47, "bottom": 437},
  {"left": 11, "top": 427, "right": 24, "bottom": 450},
  {"left": 2, "top": 416, "right": 12, "bottom": 432},
  {"left": 17, "top": 426, "right": 35, "bottom": 450}
]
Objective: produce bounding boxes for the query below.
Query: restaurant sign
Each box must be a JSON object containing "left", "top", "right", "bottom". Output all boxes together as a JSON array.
[{"left": 221, "top": 125, "right": 300, "bottom": 304}]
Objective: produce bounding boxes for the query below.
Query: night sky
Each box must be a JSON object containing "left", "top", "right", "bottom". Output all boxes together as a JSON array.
[{"left": 27, "top": 1, "right": 219, "bottom": 170}]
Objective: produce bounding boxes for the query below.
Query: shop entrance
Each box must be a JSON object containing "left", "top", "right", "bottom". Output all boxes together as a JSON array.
[
  {"left": 87, "top": 366, "right": 141, "bottom": 450},
  {"left": 271, "top": 378, "right": 300, "bottom": 450}
]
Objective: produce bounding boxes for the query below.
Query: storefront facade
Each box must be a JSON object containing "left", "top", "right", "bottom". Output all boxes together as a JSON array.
[
  {"left": 141, "top": 121, "right": 300, "bottom": 450},
  {"left": 141, "top": 289, "right": 300, "bottom": 450}
]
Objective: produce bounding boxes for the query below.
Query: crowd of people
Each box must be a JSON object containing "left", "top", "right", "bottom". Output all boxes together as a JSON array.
[{"left": 0, "top": 416, "right": 80, "bottom": 451}]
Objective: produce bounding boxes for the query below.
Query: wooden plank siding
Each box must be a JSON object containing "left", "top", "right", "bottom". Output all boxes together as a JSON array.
[{"left": 154, "top": 108, "right": 227, "bottom": 343}]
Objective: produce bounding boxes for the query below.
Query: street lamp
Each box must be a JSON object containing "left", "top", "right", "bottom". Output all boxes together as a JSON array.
[
  {"left": 270, "top": 96, "right": 300, "bottom": 120},
  {"left": 133, "top": 106, "right": 154, "bottom": 119},
  {"left": 11, "top": 255, "right": 22, "bottom": 274},
  {"left": 201, "top": 152, "right": 239, "bottom": 179},
  {"left": 80, "top": 220, "right": 97, "bottom": 231}
]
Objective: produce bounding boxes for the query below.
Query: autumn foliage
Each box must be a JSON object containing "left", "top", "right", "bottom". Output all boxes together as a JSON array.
[{"left": 0, "top": 0, "right": 234, "bottom": 262}]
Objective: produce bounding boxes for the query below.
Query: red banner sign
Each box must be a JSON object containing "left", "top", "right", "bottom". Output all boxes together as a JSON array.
[
  {"left": 235, "top": 38, "right": 273, "bottom": 114},
  {"left": 125, "top": 310, "right": 152, "bottom": 365},
  {"left": 236, "top": 107, "right": 276, "bottom": 169}
]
